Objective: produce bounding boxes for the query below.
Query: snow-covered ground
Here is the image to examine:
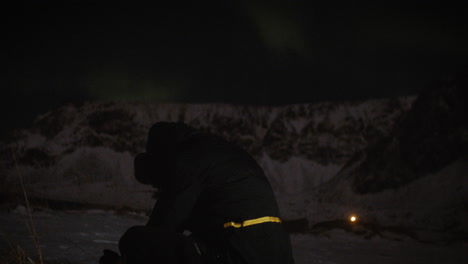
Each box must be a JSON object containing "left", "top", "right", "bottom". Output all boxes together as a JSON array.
[{"left": 1, "top": 207, "right": 466, "bottom": 264}]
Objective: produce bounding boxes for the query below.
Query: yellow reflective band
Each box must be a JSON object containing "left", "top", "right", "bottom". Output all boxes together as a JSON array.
[{"left": 224, "top": 216, "right": 282, "bottom": 228}]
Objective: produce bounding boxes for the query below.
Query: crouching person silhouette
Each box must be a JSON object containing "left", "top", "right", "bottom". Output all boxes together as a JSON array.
[{"left": 99, "top": 122, "right": 294, "bottom": 264}]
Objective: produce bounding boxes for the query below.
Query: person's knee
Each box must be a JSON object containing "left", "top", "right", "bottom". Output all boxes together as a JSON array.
[
  {"left": 118, "top": 227, "right": 202, "bottom": 264},
  {"left": 119, "top": 226, "right": 179, "bottom": 255}
]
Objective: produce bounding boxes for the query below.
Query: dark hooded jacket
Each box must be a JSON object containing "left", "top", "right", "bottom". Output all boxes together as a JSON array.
[{"left": 136, "top": 122, "right": 294, "bottom": 264}]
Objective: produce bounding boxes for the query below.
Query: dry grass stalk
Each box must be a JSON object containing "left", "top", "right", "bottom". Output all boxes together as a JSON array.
[
  {"left": 0, "top": 232, "right": 36, "bottom": 264},
  {"left": 11, "top": 147, "right": 44, "bottom": 264}
]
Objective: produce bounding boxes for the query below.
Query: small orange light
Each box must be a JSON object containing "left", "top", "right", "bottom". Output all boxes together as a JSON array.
[{"left": 349, "top": 215, "right": 357, "bottom": 223}]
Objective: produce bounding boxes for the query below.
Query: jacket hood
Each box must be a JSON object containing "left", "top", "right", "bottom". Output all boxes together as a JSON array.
[{"left": 135, "top": 122, "right": 198, "bottom": 187}]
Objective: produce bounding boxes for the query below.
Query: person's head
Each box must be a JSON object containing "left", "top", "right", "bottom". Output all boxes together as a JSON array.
[{"left": 134, "top": 122, "right": 197, "bottom": 188}]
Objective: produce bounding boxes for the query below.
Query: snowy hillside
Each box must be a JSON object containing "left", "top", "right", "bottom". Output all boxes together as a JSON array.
[
  {"left": 312, "top": 75, "right": 467, "bottom": 235},
  {"left": 0, "top": 98, "right": 413, "bottom": 216},
  {"left": 1, "top": 78, "right": 466, "bottom": 235}
]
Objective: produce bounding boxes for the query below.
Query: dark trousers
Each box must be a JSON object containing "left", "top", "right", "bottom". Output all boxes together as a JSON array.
[{"left": 119, "top": 226, "right": 203, "bottom": 264}]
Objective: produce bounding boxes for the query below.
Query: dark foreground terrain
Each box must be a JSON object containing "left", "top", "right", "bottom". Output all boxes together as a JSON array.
[{"left": 1, "top": 207, "right": 466, "bottom": 264}]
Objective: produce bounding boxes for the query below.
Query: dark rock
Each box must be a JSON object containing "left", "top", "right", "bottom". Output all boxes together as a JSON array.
[{"left": 352, "top": 72, "right": 467, "bottom": 194}]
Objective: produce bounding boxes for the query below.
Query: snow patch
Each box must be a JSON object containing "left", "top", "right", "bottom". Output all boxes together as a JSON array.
[{"left": 93, "top": 240, "right": 118, "bottom": 245}]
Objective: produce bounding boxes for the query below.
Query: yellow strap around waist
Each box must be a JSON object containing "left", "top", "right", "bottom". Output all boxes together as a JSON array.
[{"left": 224, "top": 216, "right": 282, "bottom": 228}]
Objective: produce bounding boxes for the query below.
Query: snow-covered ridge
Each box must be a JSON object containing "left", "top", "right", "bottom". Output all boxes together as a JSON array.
[
  {"left": 0, "top": 97, "right": 414, "bottom": 215},
  {"left": 313, "top": 77, "right": 467, "bottom": 233},
  {"left": 1, "top": 83, "right": 465, "bottom": 234}
]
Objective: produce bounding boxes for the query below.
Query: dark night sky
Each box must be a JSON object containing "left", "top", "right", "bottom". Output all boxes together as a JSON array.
[{"left": 4, "top": 0, "right": 468, "bottom": 134}]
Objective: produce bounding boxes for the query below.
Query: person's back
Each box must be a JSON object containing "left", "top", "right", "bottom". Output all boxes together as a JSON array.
[
  {"left": 158, "top": 134, "right": 293, "bottom": 263},
  {"left": 100, "top": 122, "right": 295, "bottom": 264}
]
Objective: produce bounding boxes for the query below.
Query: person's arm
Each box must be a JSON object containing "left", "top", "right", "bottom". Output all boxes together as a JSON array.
[{"left": 146, "top": 170, "right": 202, "bottom": 232}]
